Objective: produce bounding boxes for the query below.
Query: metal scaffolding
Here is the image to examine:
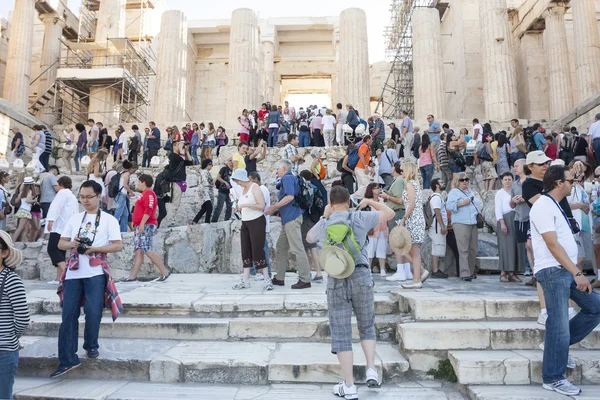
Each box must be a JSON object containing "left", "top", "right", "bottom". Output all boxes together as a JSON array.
[{"left": 375, "top": 0, "right": 437, "bottom": 120}]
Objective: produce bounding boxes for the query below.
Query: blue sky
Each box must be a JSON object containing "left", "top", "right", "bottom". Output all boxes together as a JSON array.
[{"left": 1, "top": 0, "right": 389, "bottom": 63}]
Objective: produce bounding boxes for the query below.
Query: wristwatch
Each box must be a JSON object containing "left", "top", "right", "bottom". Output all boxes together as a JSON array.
[{"left": 575, "top": 272, "right": 583, "bottom": 277}]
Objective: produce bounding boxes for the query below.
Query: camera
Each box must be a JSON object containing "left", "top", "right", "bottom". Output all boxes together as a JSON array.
[{"left": 76, "top": 236, "right": 93, "bottom": 255}]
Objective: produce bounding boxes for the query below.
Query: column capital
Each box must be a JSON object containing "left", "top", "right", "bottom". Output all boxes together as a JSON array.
[
  {"left": 542, "top": 3, "right": 569, "bottom": 19},
  {"left": 39, "top": 13, "right": 66, "bottom": 28}
]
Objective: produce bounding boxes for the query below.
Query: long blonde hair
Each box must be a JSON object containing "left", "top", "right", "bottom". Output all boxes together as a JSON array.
[
  {"left": 86, "top": 149, "right": 108, "bottom": 177},
  {"left": 402, "top": 161, "right": 419, "bottom": 181}
]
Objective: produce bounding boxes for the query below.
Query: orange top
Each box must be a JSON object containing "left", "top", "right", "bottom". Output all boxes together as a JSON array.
[{"left": 356, "top": 143, "right": 370, "bottom": 169}]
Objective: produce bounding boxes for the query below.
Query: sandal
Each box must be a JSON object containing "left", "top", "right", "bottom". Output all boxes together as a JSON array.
[
  {"left": 509, "top": 274, "right": 522, "bottom": 283},
  {"left": 499, "top": 275, "right": 509, "bottom": 283}
]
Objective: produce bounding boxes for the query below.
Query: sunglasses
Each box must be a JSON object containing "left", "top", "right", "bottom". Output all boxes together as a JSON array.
[
  {"left": 534, "top": 162, "right": 550, "bottom": 166},
  {"left": 459, "top": 178, "right": 470, "bottom": 182}
]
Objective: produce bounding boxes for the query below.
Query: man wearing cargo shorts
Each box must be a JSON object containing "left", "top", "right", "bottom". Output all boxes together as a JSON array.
[{"left": 307, "top": 186, "right": 394, "bottom": 400}]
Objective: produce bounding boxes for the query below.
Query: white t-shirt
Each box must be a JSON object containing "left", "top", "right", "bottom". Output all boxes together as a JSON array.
[
  {"left": 494, "top": 188, "right": 514, "bottom": 221},
  {"left": 322, "top": 115, "right": 336, "bottom": 130},
  {"left": 473, "top": 124, "right": 483, "bottom": 142},
  {"left": 429, "top": 193, "right": 448, "bottom": 227},
  {"left": 530, "top": 195, "right": 577, "bottom": 273},
  {"left": 62, "top": 211, "right": 122, "bottom": 280},
  {"left": 119, "top": 133, "right": 128, "bottom": 155}
]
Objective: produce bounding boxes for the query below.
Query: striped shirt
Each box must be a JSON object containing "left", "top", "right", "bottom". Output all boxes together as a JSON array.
[
  {"left": 44, "top": 130, "right": 53, "bottom": 153},
  {"left": 437, "top": 141, "right": 449, "bottom": 168},
  {"left": 0, "top": 268, "right": 30, "bottom": 351}
]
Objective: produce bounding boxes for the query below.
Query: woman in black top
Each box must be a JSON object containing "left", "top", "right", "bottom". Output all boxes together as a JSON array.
[{"left": 162, "top": 141, "right": 194, "bottom": 227}]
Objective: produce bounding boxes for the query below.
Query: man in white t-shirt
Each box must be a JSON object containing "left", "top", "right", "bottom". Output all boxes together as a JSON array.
[
  {"left": 428, "top": 179, "right": 448, "bottom": 279},
  {"left": 530, "top": 165, "right": 600, "bottom": 396},
  {"left": 51, "top": 180, "right": 123, "bottom": 378},
  {"left": 472, "top": 118, "right": 483, "bottom": 143}
]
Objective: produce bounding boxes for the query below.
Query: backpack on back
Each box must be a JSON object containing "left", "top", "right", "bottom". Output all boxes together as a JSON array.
[
  {"left": 477, "top": 144, "right": 493, "bottom": 162},
  {"left": 424, "top": 193, "right": 442, "bottom": 231},
  {"left": 299, "top": 119, "right": 310, "bottom": 132},
  {"left": 308, "top": 183, "right": 326, "bottom": 223},
  {"left": 107, "top": 172, "right": 124, "bottom": 199},
  {"left": 526, "top": 130, "right": 541, "bottom": 153},
  {"left": 347, "top": 148, "right": 360, "bottom": 170},
  {"left": 294, "top": 176, "right": 312, "bottom": 210},
  {"left": 153, "top": 171, "right": 172, "bottom": 202},
  {"left": 322, "top": 214, "right": 361, "bottom": 261}
]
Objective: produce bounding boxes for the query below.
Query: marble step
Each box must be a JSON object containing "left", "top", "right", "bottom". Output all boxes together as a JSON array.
[
  {"left": 476, "top": 257, "right": 500, "bottom": 271},
  {"left": 397, "top": 292, "right": 540, "bottom": 321},
  {"left": 398, "top": 321, "right": 600, "bottom": 351},
  {"left": 467, "top": 384, "right": 600, "bottom": 400},
  {"left": 13, "top": 378, "right": 466, "bottom": 400},
  {"left": 449, "top": 350, "right": 600, "bottom": 386},
  {"left": 27, "top": 290, "right": 397, "bottom": 317},
  {"left": 17, "top": 337, "right": 409, "bottom": 385},
  {"left": 26, "top": 314, "right": 397, "bottom": 342}
]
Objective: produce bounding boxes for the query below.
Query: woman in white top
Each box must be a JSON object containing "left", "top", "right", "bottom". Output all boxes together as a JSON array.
[
  {"left": 495, "top": 172, "right": 521, "bottom": 282},
  {"left": 86, "top": 149, "right": 108, "bottom": 199},
  {"left": 322, "top": 109, "right": 337, "bottom": 147},
  {"left": 62, "top": 128, "right": 76, "bottom": 175},
  {"left": 204, "top": 122, "right": 217, "bottom": 161},
  {"left": 230, "top": 168, "right": 273, "bottom": 291}
]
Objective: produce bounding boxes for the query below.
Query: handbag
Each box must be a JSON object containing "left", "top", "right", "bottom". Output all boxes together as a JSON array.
[
  {"left": 2, "top": 190, "right": 12, "bottom": 217},
  {"left": 63, "top": 143, "right": 75, "bottom": 152},
  {"left": 461, "top": 189, "right": 484, "bottom": 228}
]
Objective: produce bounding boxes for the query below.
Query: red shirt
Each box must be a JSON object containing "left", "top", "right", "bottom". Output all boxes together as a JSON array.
[
  {"left": 185, "top": 130, "right": 194, "bottom": 143},
  {"left": 258, "top": 109, "right": 269, "bottom": 121},
  {"left": 545, "top": 142, "right": 558, "bottom": 160},
  {"left": 132, "top": 189, "right": 158, "bottom": 226}
]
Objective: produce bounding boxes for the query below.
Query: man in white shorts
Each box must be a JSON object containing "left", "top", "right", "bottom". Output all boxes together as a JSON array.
[{"left": 428, "top": 179, "right": 449, "bottom": 278}]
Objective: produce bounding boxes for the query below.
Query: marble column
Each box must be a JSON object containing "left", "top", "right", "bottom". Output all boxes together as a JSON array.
[
  {"left": 478, "top": 0, "right": 519, "bottom": 121},
  {"left": 153, "top": 10, "right": 188, "bottom": 123},
  {"left": 225, "top": 8, "right": 259, "bottom": 128},
  {"left": 95, "top": 0, "right": 126, "bottom": 40},
  {"left": 3, "top": 0, "right": 35, "bottom": 111},
  {"left": 412, "top": 7, "right": 445, "bottom": 121},
  {"left": 273, "top": 72, "right": 282, "bottom": 106},
  {"left": 338, "top": 8, "right": 370, "bottom": 117},
  {"left": 572, "top": 0, "right": 600, "bottom": 103},
  {"left": 38, "top": 14, "right": 66, "bottom": 94},
  {"left": 543, "top": 5, "right": 573, "bottom": 118},
  {"left": 263, "top": 41, "right": 275, "bottom": 103}
]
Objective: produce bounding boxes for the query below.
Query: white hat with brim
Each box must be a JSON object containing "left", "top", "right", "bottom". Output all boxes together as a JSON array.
[
  {"left": 525, "top": 150, "right": 551, "bottom": 165},
  {"left": 231, "top": 168, "right": 249, "bottom": 182},
  {"left": 318, "top": 246, "right": 355, "bottom": 279},
  {"left": 389, "top": 225, "right": 413, "bottom": 256},
  {"left": 0, "top": 230, "right": 22, "bottom": 269}
]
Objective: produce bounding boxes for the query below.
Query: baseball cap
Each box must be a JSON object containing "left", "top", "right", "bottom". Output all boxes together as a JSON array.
[{"left": 525, "top": 151, "right": 551, "bottom": 165}]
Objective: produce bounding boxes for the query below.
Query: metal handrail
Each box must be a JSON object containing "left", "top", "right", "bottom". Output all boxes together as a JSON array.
[{"left": 30, "top": 59, "right": 60, "bottom": 86}]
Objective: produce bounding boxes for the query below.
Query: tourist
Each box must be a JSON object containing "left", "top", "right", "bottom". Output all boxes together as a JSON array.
[
  {"left": 306, "top": 186, "right": 394, "bottom": 398},
  {"left": 309, "top": 148, "right": 328, "bottom": 203},
  {"left": 266, "top": 159, "right": 312, "bottom": 289},
  {"left": 496, "top": 134, "right": 511, "bottom": 175},
  {"left": 360, "top": 183, "right": 389, "bottom": 277},
  {"left": 128, "top": 125, "right": 142, "bottom": 164},
  {"left": 495, "top": 172, "right": 521, "bottom": 282},
  {"left": 247, "top": 110, "right": 258, "bottom": 146},
  {"left": 447, "top": 130, "right": 466, "bottom": 185},
  {"left": 447, "top": 172, "right": 482, "bottom": 281},
  {"left": 248, "top": 172, "right": 272, "bottom": 279},
  {"left": 163, "top": 141, "right": 193, "bottom": 227},
  {"left": 297, "top": 112, "right": 311, "bottom": 147},
  {"left": 51, "top": 180, "right": 123, "bottom": 378},
  {"left": 230, "top": 169, "right": 272, "bottom": 290},
  {"left": 418, "top": 133, "right": 438, "bottom": 190},
  {"left": 266, "top": 105, "right": 282, "bottom": 148},
  {"left": 103, "top": 163, "right": 120, "bottom": 215},
  {"left": 339, "top": 144, "right": 356, "bottom": 194},
  {"left": 140, "top": 127, "right": 149, "bottom": 167},
  {"left": 282, "top": 134, "right": 304, "bottom": 176},
  {"left": 233, "top": 141, "right": 248, "bottom": 171},
  {"left": 427, "top": 179, "right": 449, "bottom": 278},
  {"left": 346, "top": 104, "right": 359, "bottom": 144},
  {"left": 568, "top": 170, "right": 595, "bottom": 273},
  {"left": 512, "top": 159, "right": 533, "bottom": 276},
  {"left": 412, "top": 127, "right": 421, "bottom": 159},
  {"left": 322, "top": 109, "right": 336, "bottom": 147},
  {"left": 353, "top": 135, "right": 373, "bottom": 201},
  {"left": 371, "top": 114, "right": 385, "bottom": 151},
  {"left": 245, "top": 139, "right": 266, "bottom": 174},
  {"left": 530, "top": 165, "right": 600, "bottom": 396},
  {"left": 424, "top": 114, "right": 441, "bottom": 146},
  {"left": 12, "top": 177, "right": 36, "bottom": 243},
  {"left": 0, "top": 173, "right": 10, "bottom": 232},
  {"left": 211, "top": 158, "right": 234, "bottom": 223},
  {"left": 40, "top": 165, "right": 60, "bottom": 219},
  {"left": 545, "top": 135, "right": 559, "bottom": 161},
  {"left": 87, "top": 119, "right": 99, "bottom": 156},
  {"left": 400, "top": 110, "right": 413, "bottom": 156},
  {"left": 310, "top": 110, "right": 324, "bottom": 147},
  {"left": 30, "top": 184, "right": 43, "bottom": 240},
  {"left": 216, "top": 126, "right": 227, "bottom": 157},
  {"left": 9, "top": 127, "right": 24, "bottom": 170},
  {"left": 508, "top": 127, "right": 526, "bottom": 162},
  {"left": 381, "top": 162, "right": 411, "bottom": 281},
  {"left": 190, "top": 124, "right": 200, "bottom": 165},
  {"left": 590, "top": 113, "right": 600, "bottom": 166},
  {"left": 46, "top": 176, "right": 78, "bottom": 284},
  {"left": 335, "top": 103, "right": 348, "bottom": 146},
  {"left": 114, "top": 160, "right": 137, "bottom": 233},
  {"left": 572, "top": 127, "right": 589, "bottom": 162},
  {"left": 97, "top": 122, "right": 110, "bottom": 153},
  {"left": 259, "top": 103, "right": 269, "bottom": 122},
  {"left": 86, "top": 149, "right": 108, "bottom": 201},
  {"left": 204, "top": 122, "right": 216, "bottom": 160},
  {"left": 560, "top": 125, "right": 577, "bottom": 165},
  {"left": 0, "top": 231, "right": 28, "bottom": 400},
  {"left": 193, "top": 159, "right": 214, "bottom": 224},
  {"left": 117, "top": 126, "right": 129, "bottom": 161},
  {"left": 395, "top": 161, "right": 428, "bottom": 288},
  {"left": 32, "top": 125, "right": 46, "bottom": 173},
  {"left": 61, "top": 128, "right": 75, "bottom": 175},
  {"left": 472, "top": 118, "right": 483, "bottom": 143},
  {"left": 481, "top": 133, "right": 497, "bottom": 192},
  {"left": 147, "top": 122, "right": 161, "bottom": 160},
  {"left": 529, "top": 123, "right": 546, "bottom": 152},
  {"left": 437, "top": 133, "right": 452, "bottom": 187},
  {"left": 170, "top": 126, "right": 181, "bottom": 142},
  {"left": 298, "top": 170, "right": 324, "bottom": 283},
  {"left": 378, "top": 140, "right": 399, "bottom": 190}
]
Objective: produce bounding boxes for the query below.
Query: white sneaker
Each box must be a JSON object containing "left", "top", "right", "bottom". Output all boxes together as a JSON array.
[
  {"left": 404, "top": 264, "right": 413, "bottom": 280},
  {"left": 420, "top": 269, "right": 430, "bottom": 283},
  {"left": 537, "top": 311, "right": 548, "bottom": 326},
  {"left": 542, "top": 379, "right": 581, "bottom": 396},
  {"left": 232, "top": 279, "right": 251, "bottom": 290},
  {"left": 539, "top": 343, "right": 576, "bottom": 369},
  {"left": 264, "top": 278, "right": 274, "bottom": 291},
  {"left": 380, "top": 269, "right": 387, "bottom": 277},
  {"left": 401, "top": 281, "right": 423, "bottom": 289},
  {"left": 386, "top": 270, "right": 407, "bottom": 282},
  {"left": 254, "top": 274, "right": 265, "bottom": 281},
  {"left": 366, "top": 367, "right": 381, "bottom": 388},
  {"left": 333, "top": 381, "right": 358, "bottom": 400},
  {"left": 47, "top": 280, "right": 59, "bottom": 285}
]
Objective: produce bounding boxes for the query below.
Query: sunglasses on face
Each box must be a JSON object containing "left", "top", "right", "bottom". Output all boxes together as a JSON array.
[
  {"left": 534, "top": 162, "right": 550, "bottom": 166},
  {"left": 459, "top": 178, "right": 470, "bottom": 182}
]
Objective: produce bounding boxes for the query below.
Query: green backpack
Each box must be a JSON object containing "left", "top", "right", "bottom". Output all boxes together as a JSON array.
[{"left": 323, "top": 214, "right": 361, "bottom": 260}]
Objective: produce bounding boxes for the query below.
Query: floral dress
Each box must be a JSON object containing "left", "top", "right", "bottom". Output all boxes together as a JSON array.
[
  {"left": 402, "top": 179, "right": 426, "bottom": 244},
  {"left": 496, "top": 145, "right": 510, "bottom": 175},
  {"left": 199, "top": 169, "right": 214, "bottom": 204}
]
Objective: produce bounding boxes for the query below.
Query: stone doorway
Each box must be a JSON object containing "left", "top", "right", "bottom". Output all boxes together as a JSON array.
[{"left": 280, "top": 76, "right": 332, "bottom": 110}]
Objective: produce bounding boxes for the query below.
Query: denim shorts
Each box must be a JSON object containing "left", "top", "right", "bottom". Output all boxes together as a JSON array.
[
  {"left": 204, "top": 140, "right": 216, "bottom": 148},
  {"left": 133, "top": 224, "right": 157, "bottom": 252}
]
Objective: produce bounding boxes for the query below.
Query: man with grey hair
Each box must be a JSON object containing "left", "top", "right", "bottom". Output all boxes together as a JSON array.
[
  {"left": 265, "top": 159, "right": 312, "bottom": 289},
  {"left": 589, "top": 113, "right": 600, "bottom": 165},
  {"left": 372, "top": 114, "right": 385, "bottom": 152}
]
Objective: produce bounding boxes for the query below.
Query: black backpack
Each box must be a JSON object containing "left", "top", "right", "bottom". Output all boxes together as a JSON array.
[
  {"left": 294, "top": 177, "right": 311, "bottom": 210},
  {"left": 107, "top": 172, "right": 124, "bottom": 198},
  {"left": 309, "top": 185, "right": 326, "bottom": 223},
  {"left": 154, "top": 171, "right": 172, "bottom": 202}
]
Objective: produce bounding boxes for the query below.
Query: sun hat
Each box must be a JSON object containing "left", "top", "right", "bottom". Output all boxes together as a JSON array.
[
  {"left": 318, "top": 246, "right": 355, "bottom": 279},
  {"left": 231, "top": 168, "right": 249, "bottom": 182},
  {"left": 23, "top": 176, "right": 34, "bottom": 185},
  {"left": 0, "top": 230, "right": 22, "bottom": 269},
  {"left": 389, "top": 225, "right": 413, "bottom": 255},
  {"left": 525, "top": 150, "right": 551, "bottom": 165}
]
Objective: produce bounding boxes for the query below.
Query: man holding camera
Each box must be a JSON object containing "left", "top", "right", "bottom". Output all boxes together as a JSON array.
[
  {"left": 51, "top": 180, "right": 123, "bottom": 378},
  {"left": 163, "top": 140, "right": 194, "bottom": 227}
]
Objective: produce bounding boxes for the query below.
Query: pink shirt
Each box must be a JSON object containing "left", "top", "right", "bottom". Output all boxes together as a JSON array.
[
  {"left": 418, "top": 147, "right": 433, "bottom": 167},
  {"left": 310, "top": 116, "right": 323, "bottom": 130}
]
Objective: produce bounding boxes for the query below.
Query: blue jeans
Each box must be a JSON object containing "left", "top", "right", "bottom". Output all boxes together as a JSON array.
[
  {"left": 268, "top": 128, "right": 279, "bottom": 148},
  {"left": 0, "top": 349, "right": 18, "bottom": 399},
  {"left": 593, "top": 138, "right": 600, "bottom": 166},
  {"left": 114, "top": 192, "right": 129, "bottom": 232},
  {"left": 250, "top": 234, "right": 272, "bottom": 275},
  {"left": 58, "top": 274, "right": 106, "bottom": 368},
  {"left": 191, "top": 145, "right": 200, "bottom": 165},
  {"left": 74, "top": 147, "right": 86, "bottom": 172},
  {"left": 211, "top": 191, "right": 232, "bottom": 223},
  {"left": 299, "top": 131, "right": 310, "bottom": 147},
  {"left": 142, "top": 151, "right": 149, "bottom": 168},
  {"left": 420, "top": 164, "right": 434, "bottom": 189},
  {"left": 535, "top": 266, "right": 600, "bottom": 383}
]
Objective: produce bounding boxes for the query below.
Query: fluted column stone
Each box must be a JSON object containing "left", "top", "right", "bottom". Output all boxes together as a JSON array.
[
  {"left": 3, "top": 0, "right": 35, "bottom": 111},
  {"left": 412, "top": 7, "right": 445, "bottom": 121},
  {"left": 38, "top": 14, "right": 65, "bottom": 93},
  {"left": 478, "top": 0, "right": 519, "bottom": 120},
  {"left": 95, "top": 0, "right": 126, "bottom": 40},
  {"left": 153, "top": 10, "right": 188, "bottom": 123},
  {"left": 226, "top": 8, "right": 259, "bottom": 128},
  {"left": 263, "top": 41, "right": 275, "bottom": 103},
  {"left": 338, "top": 8, "right": 370, "bottom": 117},
  {"left": 572, "top": 0, "right": 600, "bottom": 103},
  {"left": 543, "top": 5, "right": 573, "bottom": 118}
]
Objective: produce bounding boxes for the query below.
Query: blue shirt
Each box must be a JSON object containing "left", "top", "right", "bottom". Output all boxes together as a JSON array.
[
  {"left": 278, "top": 172, "right": 301, "bottom": 225},
  {"left": 148, "top": 127, "right": 161, "bottom": 149},
  {"left": 428, "top": 121, "right": 441, "bottom": 142},
  {"left": 533, "top": 131, "right": 545, "bottom": 151},
  {"left": 373, "top": 119, "right": 385, "bottom": 141},
  {"left": 446, "top": 188, "right": 483, "bottom": 225}
]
